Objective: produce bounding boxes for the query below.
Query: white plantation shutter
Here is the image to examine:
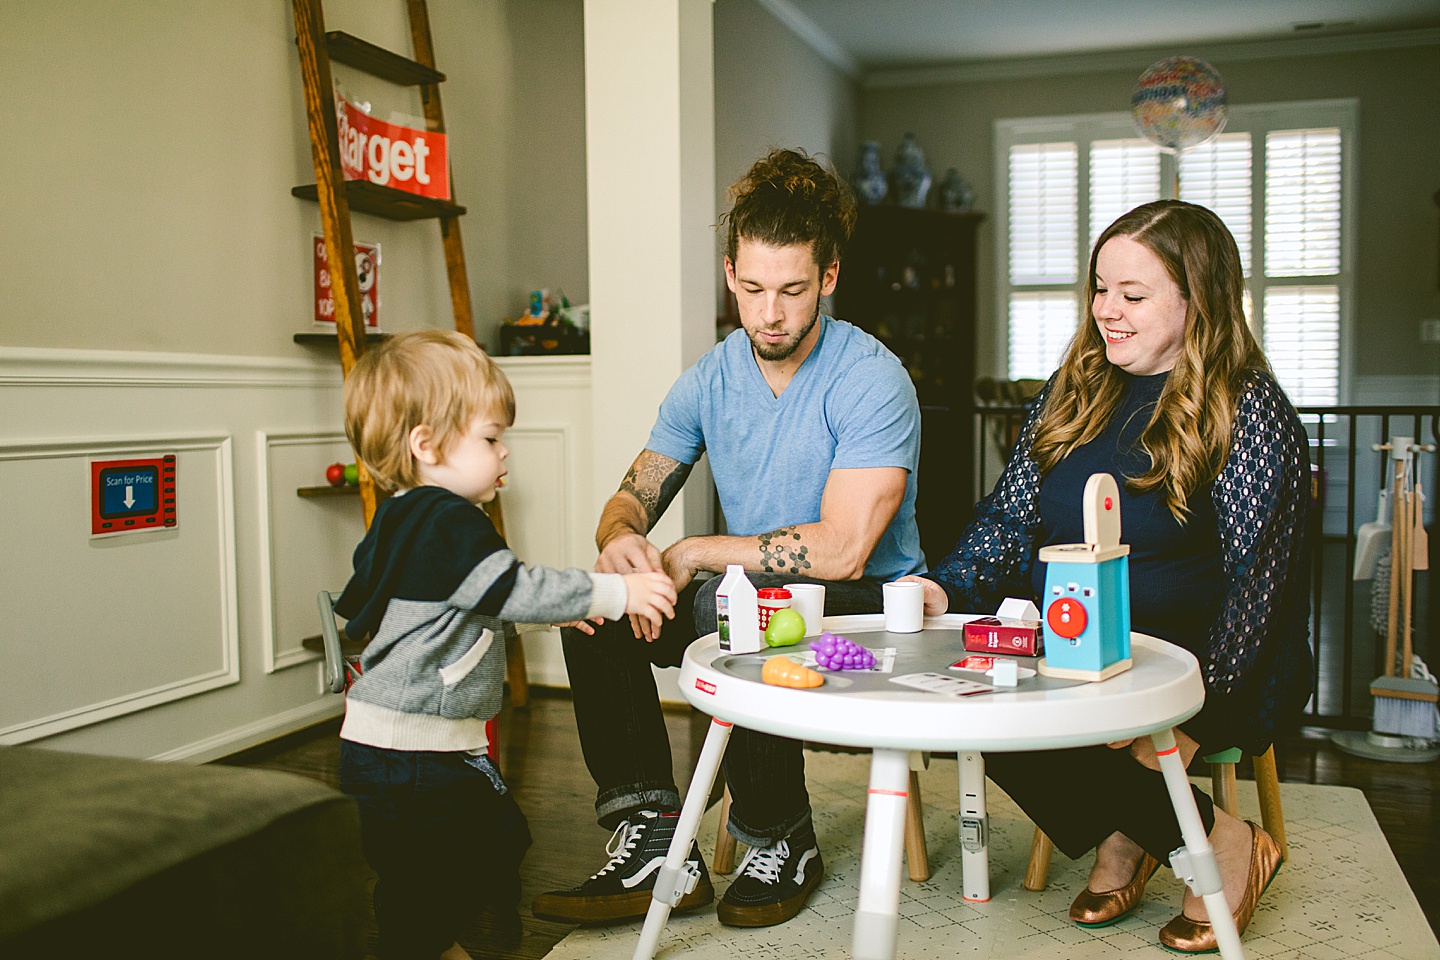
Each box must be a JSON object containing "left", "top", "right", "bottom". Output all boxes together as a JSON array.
[
  {"left": 1179, "top": 133, "right": 1254, "bottom": 275},
  {"left": 1009, "top": 292, "right": 1079, "bottom": 379},
  {"left": 1009, "top": 143, "right": 1078, "bottom": 284},
  {"left": 1089, "top": 139, "right": 1161, "bottom": 249},
  {"left": 1265, "top": 129, "right": 1342, "bottom": 276},
  {"left": 1264, "top": 286, "right": 1340, "bottom": 404}
]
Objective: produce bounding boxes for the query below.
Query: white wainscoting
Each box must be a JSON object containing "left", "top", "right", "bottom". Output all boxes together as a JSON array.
[
  {"left": 256, "top": 431, "right": 366, "bottom": 673},
  {"left": 0, "top": 346, "right": 597, "bottom": 758},
  {"left": 492, "top": 356, "right": 596, "bottom": 690},
  {"left": 0, "top": 434, "right": 239, "bottom": 742}
]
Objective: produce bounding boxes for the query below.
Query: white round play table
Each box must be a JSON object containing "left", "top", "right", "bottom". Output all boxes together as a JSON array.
[{"left": 630, "top": 613, "right": 1247, "bottom": 960}]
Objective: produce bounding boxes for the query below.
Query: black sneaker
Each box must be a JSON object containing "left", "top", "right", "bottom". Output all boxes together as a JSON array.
[
  {"left": 532, "top": 810, "right": 714, "bottom": 923},
  {"left": 716, "top": 824, "right": 824, "bottom": 927}
]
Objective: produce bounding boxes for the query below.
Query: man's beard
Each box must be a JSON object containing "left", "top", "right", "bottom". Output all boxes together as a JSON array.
[{"left": 748, "top": 302, "right": 820, "bottom": 362}]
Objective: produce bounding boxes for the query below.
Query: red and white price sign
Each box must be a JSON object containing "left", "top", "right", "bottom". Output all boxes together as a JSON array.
[
  {"left": 314, "top": 236, "right": 380, "bottom": 329},
  {"left": 336, "top": 94, "right": 450, "bottom": 200}
]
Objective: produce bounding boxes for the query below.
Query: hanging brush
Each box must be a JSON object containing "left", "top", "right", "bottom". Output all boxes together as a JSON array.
[{"left": 1370, "top": 437, "right": 1439, "bottom": 739}]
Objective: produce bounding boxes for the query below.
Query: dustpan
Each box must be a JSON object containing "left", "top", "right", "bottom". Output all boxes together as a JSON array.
[{"left": 1352, "top": 488, "right": 1390, "bottom": 580}]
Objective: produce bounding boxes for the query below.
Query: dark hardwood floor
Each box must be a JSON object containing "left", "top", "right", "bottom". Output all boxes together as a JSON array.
[{"left": 219, "top": 691, "right": 1440, "bottom": 957}]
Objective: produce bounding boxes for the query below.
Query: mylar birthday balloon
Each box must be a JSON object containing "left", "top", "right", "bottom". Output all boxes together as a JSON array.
[{"left": 1131, "top": 56, "right": 1226, "bottom": 152}]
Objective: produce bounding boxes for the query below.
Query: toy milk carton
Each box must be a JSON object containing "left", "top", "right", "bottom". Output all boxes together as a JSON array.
[
  {"left": 963, "top": 598, "right": 1043, "bottom": 656},
  {"left": 716, "top": 565, "right": 761, "bottom": 653},
  {"left": 1036, "top": 474, "right": 1133, "bottom": 682}
]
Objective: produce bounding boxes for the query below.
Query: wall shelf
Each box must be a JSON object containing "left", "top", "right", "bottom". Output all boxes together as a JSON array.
[
  {"left": 296, "top": 485, "right": 359, "bottom": 498},
  {"left": 323, "top": 31, "right": 445, "bottom": 85},
  {"left": 291, "top": 181, "right": 466, "bottom": 221},
  {"left": 293, "top": 332, "right": 388, "bottom": 346}
]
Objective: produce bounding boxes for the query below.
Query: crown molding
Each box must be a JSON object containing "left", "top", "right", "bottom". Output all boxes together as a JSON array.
[
  {"left": 864, "top": 26, "right": 1440, "bottom": 90},
  {"left": 0, "top": 345, "right": 339, "bottom": 387},
  {"left": 753, "top": 0, "right": 861, "bottom": 79}
]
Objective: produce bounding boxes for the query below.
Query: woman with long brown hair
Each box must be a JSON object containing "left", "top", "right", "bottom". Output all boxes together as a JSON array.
[{"left": 903, "top": 200, "right": 1313, "bottom": 951}]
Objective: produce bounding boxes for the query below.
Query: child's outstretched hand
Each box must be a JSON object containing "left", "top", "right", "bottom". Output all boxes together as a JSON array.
[{"left": 623, "top": 571, "right": 678, "bottom": 638}]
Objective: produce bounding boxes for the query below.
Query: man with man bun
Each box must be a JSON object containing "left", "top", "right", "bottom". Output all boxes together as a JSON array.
[{"left": 533, "top": 148, "right": 924, "bottom": 928}]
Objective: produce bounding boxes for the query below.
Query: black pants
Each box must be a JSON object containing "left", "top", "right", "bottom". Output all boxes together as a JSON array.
[
  {"left": 562, "top": 573, "right": 884, "bottom": 847},
  {"left": 340, "top": 742, "right": 530, "bottom": 960},
  {"left": 985, "top": 742, "right": 1216, "bottom": 864}
]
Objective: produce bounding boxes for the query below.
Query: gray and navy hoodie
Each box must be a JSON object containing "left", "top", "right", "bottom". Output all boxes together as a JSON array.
[{"left": 336, "top": 486, "right": 626, "bottom": 753}]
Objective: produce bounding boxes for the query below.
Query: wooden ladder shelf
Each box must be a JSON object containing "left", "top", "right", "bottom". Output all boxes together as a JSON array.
[
  {"left": 289, "top": 1, "right": 528, "bottom": 705},
  {"left": 290, "top": 0, "right": 476, "bottom": 527}
]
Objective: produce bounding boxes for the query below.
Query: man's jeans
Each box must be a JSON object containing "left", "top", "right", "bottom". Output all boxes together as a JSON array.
[{"left": 561, "top": 573, "right": 884, "bottom": 848}]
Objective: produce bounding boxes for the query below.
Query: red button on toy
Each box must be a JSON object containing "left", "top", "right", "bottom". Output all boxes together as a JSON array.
[{"left": 1046, "top": 597, "right": 1088, "bottom": 639}]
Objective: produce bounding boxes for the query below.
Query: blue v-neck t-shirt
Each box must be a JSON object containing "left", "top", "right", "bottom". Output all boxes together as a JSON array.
[{"left": 645, "top": 315, "right": 925, "bottom": 580}]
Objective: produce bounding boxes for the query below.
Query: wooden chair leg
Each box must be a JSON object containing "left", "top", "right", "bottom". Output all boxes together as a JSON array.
[
  {"left": 1211, "top": 760, "right": 1239, "bottom": 818},
  {"left": 1023, "top": 827, "right": 1055, "bottom": 891},
  {"left": 1252, "top": 745, "right": 1288, "bottom": 860},
  {"left": 713, "top": 784, "right": 738, "bottom": 874},
  {"left": 504, "top": 626, "right": 529, "bottom": 709},
  {"left": 904, "top": 769, "right": 930, "bottom": 882}
]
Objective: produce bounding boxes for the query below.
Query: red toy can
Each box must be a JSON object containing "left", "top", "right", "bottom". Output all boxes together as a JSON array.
[{"left": 756, "top": 587, "right": 792, "bottom": 631}]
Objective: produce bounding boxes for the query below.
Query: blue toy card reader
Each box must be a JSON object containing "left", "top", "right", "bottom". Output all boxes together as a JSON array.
[{"left": 1036, "top": 473, "right": 1134, "bottom": 682}]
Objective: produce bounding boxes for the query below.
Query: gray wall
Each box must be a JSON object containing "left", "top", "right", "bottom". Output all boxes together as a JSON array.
[
  {"left": 860, "top": 42, "right": 1440, "bottom": 385},
  {"left": 0, "top": 0, "right": 587, "bottom": 357},
  {"left": 714, "top": 0, "right": 860, "bottom": 315}
]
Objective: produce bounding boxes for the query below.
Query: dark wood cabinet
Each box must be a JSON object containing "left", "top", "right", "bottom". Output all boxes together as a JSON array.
[{"left": 834, "top": 206, "right": 984, "bottom": 567}]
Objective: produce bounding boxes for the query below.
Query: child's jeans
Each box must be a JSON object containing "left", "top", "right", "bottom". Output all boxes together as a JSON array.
[{"left": 340, "top": 741, "right": 530, "bottom": 960}]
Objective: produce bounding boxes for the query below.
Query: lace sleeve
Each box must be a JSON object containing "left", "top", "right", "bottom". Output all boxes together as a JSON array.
[
  {"left": 1200, "top": 372, "right": 1313, "bottom": 703},
  {"left": 926, "top": 383, "right": 1051, "bottom": 613}
]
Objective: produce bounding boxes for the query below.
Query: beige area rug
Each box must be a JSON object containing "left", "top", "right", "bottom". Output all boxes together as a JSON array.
[{"left": 547, "top": 749, "right": 1439, "bottom": 960}]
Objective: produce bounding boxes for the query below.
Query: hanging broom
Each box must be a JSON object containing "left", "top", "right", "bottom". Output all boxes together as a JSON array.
[{"left": 1370, "top": 438, "right": 1439, "bottom": 739}]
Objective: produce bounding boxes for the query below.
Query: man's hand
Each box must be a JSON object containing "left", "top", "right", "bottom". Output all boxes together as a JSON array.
[
  {"left": 1107, "top": 729, "right": 1201, "bottom": 772},
  {"left": 596, "top": 532, "right": 663, "bottom": 575},
  {"left": 594, "top": 532, "right": 667, "bottom": 641},
  {"left": 895, "top": 574, "right": 949, "bottom": 616},
  {"left": 554, "top": 618, "right": 604, "bottom": 636},
  {"left": 661, "top": 538, "right": 701, "bottom": 594}
]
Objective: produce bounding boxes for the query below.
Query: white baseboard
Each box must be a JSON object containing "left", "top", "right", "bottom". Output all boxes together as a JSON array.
[{"left": 150, "top": 696, "right": 344, "bottom": 764}]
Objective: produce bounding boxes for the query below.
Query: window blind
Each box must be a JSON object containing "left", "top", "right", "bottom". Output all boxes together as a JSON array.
[
  {"left": 1089, "top": 139, "right": 1161, "bottom": 249},
  {"left": 1179, "top": 133, "right": 1254, "bottom": 275},
  {"left": 1008, "top": 142, "right": 1077, "bottom": 285},
  {"left": 1265, "top": 129, "right": 1342, "bottom": 276},
  {"left": 1008, "top": 291, "right": 1078, "bottom": 380},
  {"left": 1264, "top": 285, "right": 1340, "bottom": 405}
]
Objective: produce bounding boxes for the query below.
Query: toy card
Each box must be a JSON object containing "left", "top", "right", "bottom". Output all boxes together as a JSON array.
[
  {"left": 797, "top": 647, "right": 897, "bottom": 674},
  {"left": 949, "top": 656, "right": 1038, "bottom": 680},
  {"left": 889, "top": 672, "right": 992, "bottom": 697}
]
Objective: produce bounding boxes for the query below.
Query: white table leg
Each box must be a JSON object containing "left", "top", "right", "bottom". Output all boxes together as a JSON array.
[
  {"left": 958, "top": 751, "right": 990, "bottom": 903},
  {"left": 1151, "top": 727, "right": 1246, "bottom": 960},
  {"left": 632, "top": 717, "right": 734, "bottom": 960},
  {"left": 853, "top": 747, "right": 911, "bottom": 960}
]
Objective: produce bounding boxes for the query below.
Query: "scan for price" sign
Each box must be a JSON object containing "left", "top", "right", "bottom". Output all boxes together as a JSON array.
[{"left": 91, "top": 455, "right": 176, "bottom": 537}]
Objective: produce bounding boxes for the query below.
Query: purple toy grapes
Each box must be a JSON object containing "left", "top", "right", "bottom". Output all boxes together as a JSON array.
[{"left": 809, "top": 631, "right": 876, "bottom": 671}]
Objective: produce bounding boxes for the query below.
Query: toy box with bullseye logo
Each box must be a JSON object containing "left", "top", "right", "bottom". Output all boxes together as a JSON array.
[{"left": 962, "top": 598, "right": 1043, "bottom": 656}]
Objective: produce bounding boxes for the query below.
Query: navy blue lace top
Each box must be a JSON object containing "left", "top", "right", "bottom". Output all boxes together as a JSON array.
[{"left": 929, "top": 369, "right": 1314, "bottom": 753}]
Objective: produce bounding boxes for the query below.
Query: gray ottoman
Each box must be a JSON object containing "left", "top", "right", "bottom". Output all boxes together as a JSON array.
[{"left": 0, "top": 746, "right": 366, "bottom": 958}]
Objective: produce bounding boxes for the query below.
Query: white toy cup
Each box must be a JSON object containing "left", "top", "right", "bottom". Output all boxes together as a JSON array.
[
  {"left": 784, "top": 583, "right": 826, "bottom": 637},
  {"left": 882, "top": 580, "right": 924, "bottom": 633}
]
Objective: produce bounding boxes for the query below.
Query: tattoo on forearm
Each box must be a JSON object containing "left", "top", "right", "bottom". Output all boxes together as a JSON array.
[
  {"left": 620, "top": 452, "right": 692, "bottom": 530},
  {"left": 758, "top": 526, "right": 811, "bottom": 574}
]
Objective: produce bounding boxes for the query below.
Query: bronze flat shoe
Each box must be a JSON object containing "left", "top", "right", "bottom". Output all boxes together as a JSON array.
[
  {"left": 1070, "top": 852, "right": 1162, "bottom": 927},
  {"left": 1159, "top": 820, "right": 1283, "bottom": 954}
]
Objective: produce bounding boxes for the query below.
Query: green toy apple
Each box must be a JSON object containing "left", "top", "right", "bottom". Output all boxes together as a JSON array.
[
  {"left": 343, "top": 463, "right": 359, "bottom": 486},
  {"left": 764, "top": 608, "right": 807, "bottom": 648}
]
